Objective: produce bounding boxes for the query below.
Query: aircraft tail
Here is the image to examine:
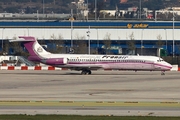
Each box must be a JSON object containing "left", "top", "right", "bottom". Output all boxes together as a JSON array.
[{"left": 10, "top": 36, "right": 50, "bottom": 62}]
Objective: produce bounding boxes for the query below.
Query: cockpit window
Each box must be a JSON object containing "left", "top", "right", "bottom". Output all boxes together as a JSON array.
[{"left": 157, "top": 59, "right": 164, "bottom": 62}]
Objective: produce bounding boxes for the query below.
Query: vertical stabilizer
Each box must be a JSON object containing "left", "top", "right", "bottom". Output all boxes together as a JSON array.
[{"left": 18, "top": 36, "right": 50, "bottom": 61}]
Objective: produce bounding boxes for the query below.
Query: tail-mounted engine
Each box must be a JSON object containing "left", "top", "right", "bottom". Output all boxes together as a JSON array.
[{"left": 45, "top": 58, "right": 68, "bottom": 65}]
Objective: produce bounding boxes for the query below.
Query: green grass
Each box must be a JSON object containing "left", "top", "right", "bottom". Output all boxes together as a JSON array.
[{"left": 0, "top": 115, "right": 179, "bottom": 120}]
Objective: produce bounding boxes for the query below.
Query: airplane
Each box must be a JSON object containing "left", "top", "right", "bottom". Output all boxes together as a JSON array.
[{"left": 10, "top": 36, "right": 172, "bottom": 75}]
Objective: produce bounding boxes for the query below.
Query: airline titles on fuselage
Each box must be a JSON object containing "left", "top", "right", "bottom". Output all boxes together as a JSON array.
[
  {"left": 102, "top": 55, "right": 128, "bottom": 59},
  {"left": 70, "top": 55, "right": 128, "bottom": 59},
  {"left": 68, "top": 55, "right": 146, "bottom": 63}
]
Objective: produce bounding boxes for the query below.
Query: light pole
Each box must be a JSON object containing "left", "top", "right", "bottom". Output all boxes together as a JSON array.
[
  {"left": 97, "top": 28, "right": 99, "bottom": 47},
  {"left": 164, "top": 29, "right": 167, "bottom": 50},
  {"left": 96, "top": 28, "right": 99, "bottom": 54},
  {"left": 69, "top": 9, "right": 74, "bottom": 54},
  {"left": 139, "top": 0, "right": 141, "bottom": 19},
  {"left": 172, "top": 11, "right": 175, "bottom": 57},
  {"left": 95, "top": 0, "right": 97, "bottom": 21},
  {"left": 87, "top": 26, "right": 90, "bottom": 54},
  {"left": 71, "top": 9, "right": 73, "bottom": 48},
  {"left": 141, "top": 29, "right": 144, "bottom": 55},
  {"left": 2, "top": 28, "right": 4, "bottom": 53}
]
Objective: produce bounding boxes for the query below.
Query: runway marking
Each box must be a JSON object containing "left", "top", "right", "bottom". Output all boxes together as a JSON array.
[{"left": 0, "top": 101, "right": 179, "bottom": 107}]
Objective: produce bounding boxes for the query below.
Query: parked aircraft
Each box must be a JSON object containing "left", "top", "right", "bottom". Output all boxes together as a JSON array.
[{"left": 10, "top": 36, "right": 172, "bottom": 75}]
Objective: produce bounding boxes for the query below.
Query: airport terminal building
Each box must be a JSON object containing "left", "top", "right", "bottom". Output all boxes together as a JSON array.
[{"left": 0, "top": 20, "right": 180, "bottom": 56}]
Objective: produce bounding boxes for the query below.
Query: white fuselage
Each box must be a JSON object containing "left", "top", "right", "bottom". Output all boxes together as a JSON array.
[{"left": 41, "top": 54, "right": 172, "bottom": 71}]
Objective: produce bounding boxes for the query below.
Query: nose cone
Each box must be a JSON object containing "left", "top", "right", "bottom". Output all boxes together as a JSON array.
[
  {"left": 166, "top": 62, "right": 172, "bottom": 70},
  {"left": 154, "top": 61, "right": 172, "bottom": 71}
]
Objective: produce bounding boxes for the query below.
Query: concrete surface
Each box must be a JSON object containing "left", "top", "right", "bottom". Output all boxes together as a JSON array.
[{"left": 0, "top": 70, "right": 179, "bottom": 116}]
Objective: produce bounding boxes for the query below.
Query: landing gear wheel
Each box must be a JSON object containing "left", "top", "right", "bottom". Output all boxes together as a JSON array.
[
  {"left": 81, "top": 70, "right": 87, "bottom": 75},
  {"left": 87, "top": 70, "right": 92, "bottom": 75},
  {"left": 161, "top": 71, "right": 165, "bottom": 75},
  {"left": 81, "top": 70, "right": 91, "bottom": 75}
]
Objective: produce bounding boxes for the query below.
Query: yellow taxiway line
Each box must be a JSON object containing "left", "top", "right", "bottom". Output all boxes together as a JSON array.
[{"left": 0, "top": 101, "right": 179, "bottom": 107}]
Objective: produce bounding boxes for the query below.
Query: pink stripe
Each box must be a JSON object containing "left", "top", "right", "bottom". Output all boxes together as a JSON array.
[
  {"left": 153, "top": 63, "right": 172, "bottom": 69},
  {"left": 68, "top": 62, "right": 171, "bottom": 69}
]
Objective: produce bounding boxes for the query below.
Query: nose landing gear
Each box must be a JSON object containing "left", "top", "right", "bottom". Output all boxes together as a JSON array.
[
  {"left": 161, "top": 71, "right": 165, "bottom": 75},
  {"left": 81, "top": 69, "right": 92, "bottom": 75}
]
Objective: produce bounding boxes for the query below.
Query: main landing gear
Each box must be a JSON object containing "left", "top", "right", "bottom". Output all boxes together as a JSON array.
[
  {"left": 81, "top": 69, "right": 92, "bottom": 75},
  {"left": 161, "top": 71, "right": 165, "bottom": 75}
]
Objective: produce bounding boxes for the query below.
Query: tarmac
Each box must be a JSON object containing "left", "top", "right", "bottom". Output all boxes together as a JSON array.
[{"left": 0, "top": 70, "right": 180, "bottom": 116}]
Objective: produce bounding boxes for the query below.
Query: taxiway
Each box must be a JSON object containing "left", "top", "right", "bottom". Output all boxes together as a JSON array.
[{"left": 0, "top": 70, "right": 179, "bottom": 116}]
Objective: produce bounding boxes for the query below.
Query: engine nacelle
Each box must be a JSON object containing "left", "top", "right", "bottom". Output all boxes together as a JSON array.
[
  {"left": 28, "top": 56, "right": 41, "bottom": 62},
  {"left": 45, "top": 58, "right": 68, "bottom": 65}
]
